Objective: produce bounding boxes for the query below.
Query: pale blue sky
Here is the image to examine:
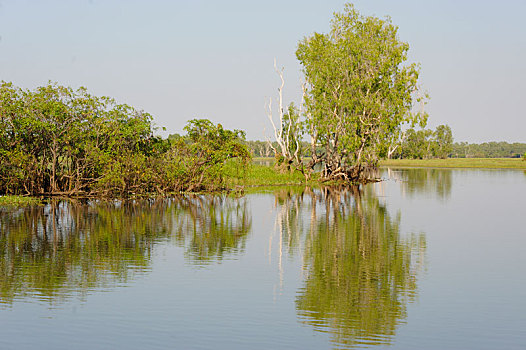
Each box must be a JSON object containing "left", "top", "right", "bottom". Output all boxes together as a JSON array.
[{"left": 0, "top": 0, "right": 524, "bottom": 142}]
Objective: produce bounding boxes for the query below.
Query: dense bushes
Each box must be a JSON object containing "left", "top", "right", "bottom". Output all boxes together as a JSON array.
[{"left": 0, "top": 82, "right": 249, "bottom": 196}]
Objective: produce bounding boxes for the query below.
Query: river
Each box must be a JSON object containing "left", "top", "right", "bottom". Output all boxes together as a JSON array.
[{"left": 0, "top": 168, "right": 525, "bottom": 349}]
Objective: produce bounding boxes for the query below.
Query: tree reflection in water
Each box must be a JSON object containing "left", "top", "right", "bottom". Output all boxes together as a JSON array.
[
  {"left": 173, "top": 196, "right": 251, "bottom": 265},
  {"left": 386, "top": 167, "right": 452, "bottom": 200},
  {"left": 0, "top": 196, "right": 250, "bottom": 305},
  {"left": 274, "top": 186, "right": 426, "bottom": 349},
  {"left": 1, "top": 186, "right": 424, "bottom": 348}
]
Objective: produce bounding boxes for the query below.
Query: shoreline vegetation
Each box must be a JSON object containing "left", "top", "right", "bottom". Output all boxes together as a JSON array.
[
  {"left": 0, "top": 82, "right": 251, "bottom": 197},
  {"left": 0, "top": 195, "right": 42, "bottom": 207},
  {"left": 3, "top": 157, "right": 524, "bottom": 208},
  {"left": 0, "top": 162, "right": 310, "bottom": 207},
  {"left": 1, "top": 4, "right": 417, "bottom": 199},
  {"left": 253, "top": 157, "right": 526, "bottom": 170},
  {"left": 2, "top": 4, "right": 524, "bottom": 207}
]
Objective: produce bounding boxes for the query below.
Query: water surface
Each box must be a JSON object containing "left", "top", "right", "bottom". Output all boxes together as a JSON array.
[{"left": 0, "top": 168, "right": 525, "bottom": 349}]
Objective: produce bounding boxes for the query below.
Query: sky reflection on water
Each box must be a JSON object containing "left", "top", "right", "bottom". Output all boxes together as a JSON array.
[{"left": 1, "top": 168, "right": 525, "bottom": 349}]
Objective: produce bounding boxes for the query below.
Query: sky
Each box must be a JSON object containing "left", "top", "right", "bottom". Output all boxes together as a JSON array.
[{"left": 0, "top": 0, "right": 525, "bottom": 143}]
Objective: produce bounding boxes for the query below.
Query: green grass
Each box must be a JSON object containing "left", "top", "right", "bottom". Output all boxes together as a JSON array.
[
  {"left": 229, "top": 157, "right": 526, "bottom": 194},
  {"left": 0, "top": 195, "right": 42, "bottom": 207},
  {"left": 379, "top": 158, "right": 526, "bottom": 169},
  {"left": 224, "top": 160, "right": 311, "bottom": 188}
]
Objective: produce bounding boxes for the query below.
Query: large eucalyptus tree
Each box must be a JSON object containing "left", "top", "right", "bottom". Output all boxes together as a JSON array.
[{"left": 297, "top": 4, "right": 427, "bottom": 181}]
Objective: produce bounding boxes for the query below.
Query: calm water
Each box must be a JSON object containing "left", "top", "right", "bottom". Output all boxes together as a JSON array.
[{"left": 1, "top": 168, "right": 525, "bottom": 349}]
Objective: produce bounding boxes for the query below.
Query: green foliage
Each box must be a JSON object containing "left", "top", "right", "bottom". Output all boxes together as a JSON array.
[
  {"left": 0, "top": 81, "right": 158, "bottom": 196},
  {"left": 400, "top": 128, "right": 434, "bottom": 159},
  {"left": 434, "top": 124, "right": 453, "bottom": 158},
  {"left": 395, "top": 124, "right": 453, "bottom": 159},
  {"left": 0, "top": 82, "right": 250, "bottom": 196},
  {"left": 181, "top": 119, "right": 251, "bottom": 191},
  {"left": 296, "top": 4, "right": 425, "bottom": 181}
]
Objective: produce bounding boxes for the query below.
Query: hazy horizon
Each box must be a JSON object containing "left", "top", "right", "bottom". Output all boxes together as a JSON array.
[{"left": 1, "top": 0, "right": 524, "bottom": 143}]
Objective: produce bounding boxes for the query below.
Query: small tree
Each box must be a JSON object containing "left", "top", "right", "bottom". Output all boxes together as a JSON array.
[{"left": 434, "top": 124, "right": 453, "bottom": 159}]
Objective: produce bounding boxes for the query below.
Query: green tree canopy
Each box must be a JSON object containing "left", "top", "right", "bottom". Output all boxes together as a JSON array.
[
  {"left": 434, "top": 124, "right": 453, "bottom": 159},
  {"left": 0, "top": 82, "right": 250, "bottom": 196},
  {"left": 296, "top": 4, "right": 426, "bottom": 181}
]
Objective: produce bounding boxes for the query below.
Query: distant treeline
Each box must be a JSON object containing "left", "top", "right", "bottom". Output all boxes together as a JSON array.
[
  {"left": 246, "top": 129, "right": 526, "bottom": 160},
  {"left": 451, "top": 142, "right": 526, "bottom": 158},
  {"left": 0, "top": 82, "right": 249, "bottom": 197}
]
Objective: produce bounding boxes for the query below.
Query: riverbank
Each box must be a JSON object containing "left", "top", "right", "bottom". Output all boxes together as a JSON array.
[
  {"left": 3, "top": 158, "right": 523, "bottom": 207},
  {"left": 0, "top": 164, "right": 309, "bottom": 207},
  {"left": 379, "top": 158, "right": 526, "bottom": 169},
  {"left": 254, "top": 157, "right": 526, "bottom": 170}
]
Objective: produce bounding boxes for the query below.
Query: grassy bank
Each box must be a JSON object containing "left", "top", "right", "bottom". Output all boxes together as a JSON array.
[
  {"left": 225, "top": 161, "right": 310, "bottom": 188},
  {"left": 254, "top": 156, "right": 526, "bottom": 170},
  {"left": 0, "top": 196, "right": 42, "bottom": 207},
  {"left": 379, "top": 158, "right": 526, "bottom": 169}
]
